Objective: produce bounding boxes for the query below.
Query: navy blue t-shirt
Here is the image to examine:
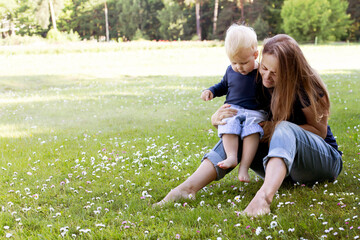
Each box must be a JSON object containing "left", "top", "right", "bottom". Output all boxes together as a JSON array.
[
  {"left": 208, "top": 66, "right": 263, "bottom": 110},
  {"left": 288, "top": 90, "right": 342, "bottom": 155}
]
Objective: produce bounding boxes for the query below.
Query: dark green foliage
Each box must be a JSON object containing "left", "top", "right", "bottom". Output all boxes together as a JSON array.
[
  {"left": 252, "top": 15, "right": 270, "bottom": 40},
  {"left": 214, "top": 1, "right": 240, "bottom": 40},
  {"left": 347, "top": 0, "right": 360, "bottom": 41},
  {"left": 244, "top": 0, "right": 284, "bottom": 37},
  {"left": 157, "top": 1, "right": 186, "bottom": 40},
  {"left": 281, "top": 0, "right": 352, "bottom": 42},
  {"left": 1, "top": 0, "right": 358, "bottom": 41}
]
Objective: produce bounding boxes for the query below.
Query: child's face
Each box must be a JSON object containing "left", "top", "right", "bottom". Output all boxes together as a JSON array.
[{"left": 229, "top": 49, "right": 258, "bottom": 75}]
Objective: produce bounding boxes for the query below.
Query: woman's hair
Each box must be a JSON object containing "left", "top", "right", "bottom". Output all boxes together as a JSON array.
[
  {"left": 225, "top": 24, "right": 257, "bottom": 60},
  {"left": 262, "top": 34, "right": 329, "bottom": 130}
]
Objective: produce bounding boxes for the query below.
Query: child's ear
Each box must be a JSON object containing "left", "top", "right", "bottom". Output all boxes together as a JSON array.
[{"left": 254, "top": 50, "right": 259, "bottom": 59}]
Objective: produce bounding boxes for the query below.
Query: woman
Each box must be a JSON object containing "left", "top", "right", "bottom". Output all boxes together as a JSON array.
[{"left": 154, "top": 34, "right": 343, "bottom": 217}]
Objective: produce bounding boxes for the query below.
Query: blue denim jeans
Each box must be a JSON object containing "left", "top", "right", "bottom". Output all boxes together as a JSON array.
[
  {"left": 203, "top": 121, "right": 342, "bottom": 184},
  {"left": 264, "top": 121, "right": 342, "bottom": 184}
]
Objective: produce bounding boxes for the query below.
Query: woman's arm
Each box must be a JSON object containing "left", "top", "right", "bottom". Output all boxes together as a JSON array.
[
  {"left": 211, "top": 104, "right": 238, "bottom": 128},
  {"left": 299, "top": 103, "right": 329, "bottom": 139}
]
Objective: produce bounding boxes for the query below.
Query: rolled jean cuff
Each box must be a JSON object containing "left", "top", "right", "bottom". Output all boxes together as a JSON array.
[
  {"left": 241, "top": 123, "right": 264, "bottom": 139},
  {"left": 263, "top": 147, "right": 293, "bottom": 176},
  {"left": 202, "top": 139, "right": 236, "bottom": 181}
]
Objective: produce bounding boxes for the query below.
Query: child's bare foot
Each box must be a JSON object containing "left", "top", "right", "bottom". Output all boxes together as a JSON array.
[
  {"left": 243, "top": 190, "right": 271, "bottom": 217},
  {"left": 238, "top": 166, "right": 250, "bottom": 183},
  {"left": 152, "top": 187, "right": 195, "bottom": 207},
  {"left": 217, "top": 156, "right": 238, "bottom": 169}
]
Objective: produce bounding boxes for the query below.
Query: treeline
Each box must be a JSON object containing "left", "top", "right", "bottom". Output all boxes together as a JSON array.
[{"left": 0, "top": 0, "right": 359, "bottom": 42}]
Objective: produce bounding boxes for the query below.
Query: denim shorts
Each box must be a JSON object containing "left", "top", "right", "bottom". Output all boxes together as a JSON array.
[{"left": 218, "top": 105, "right": 267, "bottom": 139}]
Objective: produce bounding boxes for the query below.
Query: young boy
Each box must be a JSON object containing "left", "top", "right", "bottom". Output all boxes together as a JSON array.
[{"left": 201, "top": 24, "right": 267, "bottom": 182}]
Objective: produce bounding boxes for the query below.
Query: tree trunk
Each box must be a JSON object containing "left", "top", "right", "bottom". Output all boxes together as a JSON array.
[
  {"left": 239, "top": 0, "right": 244, "bottom": 23},
  {"left": 10, "top": 21, "right": 16, "bottom": 36},
  {"left": 195, "top": 0, "right": 201, "bottom": 40},
  {"left": 104, "top": 1, "right": 109, "bottom": 42},
  {"left": 49, "top": 0, "right": 57, "bottom": 30},
  {"left": 212, "top": 0, "right": 219, "bottom": 37}
]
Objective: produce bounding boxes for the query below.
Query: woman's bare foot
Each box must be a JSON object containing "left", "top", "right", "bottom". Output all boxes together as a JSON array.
[
  {"left": 152, "top": 187, "right": 195, "bottom": 207},
  {"left": 238, "top": 166, "right": 250, "bottom": 183},
  {"left": 217, "top": 156, "right": 238, "bottom": 169},
  {"left": 243, "top": 190, "right": 271, "bottom": 217}
]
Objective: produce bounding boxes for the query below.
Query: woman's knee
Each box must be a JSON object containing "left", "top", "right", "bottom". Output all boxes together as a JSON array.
[
  {"left": 272, "top": 121, "right": 301, "bottom": 138},
  {"left": 275, "top": 121, "right": 296, "bottom": 131}
]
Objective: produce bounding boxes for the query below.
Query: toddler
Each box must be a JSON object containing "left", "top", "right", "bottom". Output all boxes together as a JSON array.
[{"left": 201, "top": 24, "right": 267, "bottom": 182}]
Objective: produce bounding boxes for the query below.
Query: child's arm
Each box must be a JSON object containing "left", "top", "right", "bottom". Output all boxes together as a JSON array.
[
  {"left": 201, "top": 90, "right": 214, "bottom": 101},
  {"left": 203, "top": 67, "right": 230, "bottom": 101}
]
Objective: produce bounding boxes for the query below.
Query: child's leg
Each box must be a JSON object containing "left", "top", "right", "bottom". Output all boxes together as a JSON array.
[
  {"left": 238, "top": 133, "right": 260, "bottom": 182},
  {"left": 217, "top": 134, "right": 238, "bottom": 169}
]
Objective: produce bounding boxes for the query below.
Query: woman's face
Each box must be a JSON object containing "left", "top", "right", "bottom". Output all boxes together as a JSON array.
[{"left": 259, "top": 53, "right": 278, "bottom": 88}]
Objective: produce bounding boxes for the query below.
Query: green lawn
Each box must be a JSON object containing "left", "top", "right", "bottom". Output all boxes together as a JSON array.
[{"left": 0, "top": 42, "right": 359, "bottom": 239}]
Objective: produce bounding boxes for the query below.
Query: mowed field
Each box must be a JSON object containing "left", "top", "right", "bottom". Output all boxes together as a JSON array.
[{"left": 0, "top": 42, "right": 359, "bottom": 239}]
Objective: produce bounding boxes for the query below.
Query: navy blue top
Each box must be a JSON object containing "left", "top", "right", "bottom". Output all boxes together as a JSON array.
[
  {"left": 208, "top": 66, "right": 262, "bottom": 110},
  {"left": 287, "top": 89, "right": 342, "bottom": 155}
]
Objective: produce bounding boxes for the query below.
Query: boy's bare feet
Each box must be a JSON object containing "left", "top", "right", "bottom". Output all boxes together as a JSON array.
[
  {"left": 152, "top": 187, "right": 195, "bottom": 207},
  {"left": 217, "top": 155, "right": 238, "bottom": 169},
  {"left": 238, "top": 166, "right": 250, "bottom": 182},
  {"left": 243, "top": 190, "right": 271, "bottom": 217}
]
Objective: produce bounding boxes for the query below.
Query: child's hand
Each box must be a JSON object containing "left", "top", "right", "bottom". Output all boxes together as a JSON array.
[{"left": 201, "top": 90, "right": 214, "bottom": 101}]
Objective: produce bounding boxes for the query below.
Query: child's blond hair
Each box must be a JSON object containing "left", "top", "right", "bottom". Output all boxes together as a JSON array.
[{"left": 225, "top": 24, "right": 257, "bottom": 59}]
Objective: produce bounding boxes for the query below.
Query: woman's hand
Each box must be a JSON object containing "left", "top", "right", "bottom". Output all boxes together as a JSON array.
[{"left": 211, "top": 104, "right": 238, "bottom": 128}]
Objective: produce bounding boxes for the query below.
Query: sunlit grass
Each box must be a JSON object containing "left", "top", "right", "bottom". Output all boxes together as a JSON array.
[{"left": 0, "top": 43, "right": 359, "bottom": 239}]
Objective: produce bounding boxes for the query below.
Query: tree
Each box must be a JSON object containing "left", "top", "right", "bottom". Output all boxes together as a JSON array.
[
  {"left": 252, "top": 15, "right": 269, "bottom": 40},
  {"left": 195, "top": 0, "right": 201, "bottom": 40},
  {"left": 116, "top": 0, "right": 163, "bottom": 40},
  {"left": 183, "top": 0, "right": 202, "bottom": 40},
  {"left": 347, "top": 0, "right": 360, "bottom": 41},
  {"left": 212, "top": 0, "right": 219, "bottom": 37},
  {"left": 281, "top": 0, "right": 351, "bottom": 42},
  {"left": 0, "top": 0, "right": 17, "bottom": 17},
  {"left": 157, "top": 0, "right": 186, "bottom": 40},
  {"left": 59, "top": 0, "right": 107, "bottom": 40},
  {"left": 215, "top": 1, "right": 240, "bottom": 39},
  {"left": 56, "top": 0, "right": 74, "bottom": 33},
  {"left": 260, "top": 0, "right": 283, "bottom": 35},
  {"left": 104, "top": 1, "right": 109, "bottom": 41},
  {"left": 35, "top": 0, "right": 64, "bottom": 30},
  {"left": 117, "top": 0, "right": 144, "bottom": 39},
  {"left": 13, "top": 0, "right": 44, "bottom": 36},
  {"left": 238, "top": 0, "right": 244, "bottom": 22},
  {"left": 327, "top": 0, "right": 353, "bottom": 41},
  {"left": 0, "top": 0, "right": 18, "bottom": 36}
]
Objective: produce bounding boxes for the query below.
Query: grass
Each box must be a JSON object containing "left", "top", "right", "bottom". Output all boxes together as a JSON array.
[
  {"left": 0, "top": 42, "right": 359, "bottom": 239},
  {"left": 0, "top": 40, "right": 224, "bottom": 55}
]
